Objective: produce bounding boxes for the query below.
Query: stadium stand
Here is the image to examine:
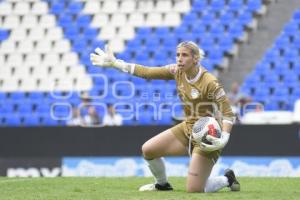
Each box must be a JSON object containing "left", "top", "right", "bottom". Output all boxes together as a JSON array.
[
  {"left": 1, "top": 0, "right": 298, "bottom": 127},
  {"left": 240, "top": 8, "right": 300, "bottom": 112}
]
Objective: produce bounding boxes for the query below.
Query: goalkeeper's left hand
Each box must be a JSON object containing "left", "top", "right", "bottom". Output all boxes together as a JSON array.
[
  {"left": 90, "top": 45, "right": 135, "bottom": 74},
  {"left": 200, "top": 131, "right": 230, "bottom": 152}
]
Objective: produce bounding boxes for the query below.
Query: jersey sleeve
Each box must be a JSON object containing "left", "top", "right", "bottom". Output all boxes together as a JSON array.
[
  {"left": 133, "top": 64, "right": 176, "bottom": 80},
  {"left": 207, "top": 80, "right": 236, "bottom": 124}
]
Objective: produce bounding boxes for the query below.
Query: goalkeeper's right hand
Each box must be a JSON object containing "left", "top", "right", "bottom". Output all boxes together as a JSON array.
[{"left": 90, "top": 45, "right": 135, "bottom": 74}]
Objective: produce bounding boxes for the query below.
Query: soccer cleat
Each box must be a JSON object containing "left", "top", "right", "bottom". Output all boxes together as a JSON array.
[
  {"left": 139, "top": 182, "right": 173, "bottom": 191},
  {"left": 224, "top": 169, "right": 240, "bottom": 192}
]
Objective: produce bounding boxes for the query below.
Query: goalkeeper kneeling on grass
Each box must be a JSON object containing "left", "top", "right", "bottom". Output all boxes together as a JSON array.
[{"left": 90, "top": 41, "right": 240, "bottom": 193}]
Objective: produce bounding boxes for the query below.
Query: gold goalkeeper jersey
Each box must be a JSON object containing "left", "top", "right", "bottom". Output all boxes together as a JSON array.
[{"left": 133, "top": 64, "right": 235, "bottom": 126}]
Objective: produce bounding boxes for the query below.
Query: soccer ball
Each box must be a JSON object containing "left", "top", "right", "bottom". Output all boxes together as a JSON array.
[{"left": 192, "top": 117, "right": 221, "bottom": 144}]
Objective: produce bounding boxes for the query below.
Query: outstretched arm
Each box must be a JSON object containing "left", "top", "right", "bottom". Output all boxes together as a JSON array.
[{"left": 90, "top": 46, "right": 175, "bottom": 80}]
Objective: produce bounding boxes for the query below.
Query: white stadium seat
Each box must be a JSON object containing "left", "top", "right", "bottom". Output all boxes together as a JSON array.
[
  {"left": 82, "top": 1, "right": 101, "bottom": 14},
  {"left": 156, "top": 0, "right": 172, "bottom": 13},
  {"left": 13, "top": 2, "right": 30, "bottom": 15},
  {"left": 37, "top": 78, "right": 55, "bottom": 91},
  {"left": 60, "top": 52, "right": 79, "bottom": 66},
  {"left": 43, "top": 53, "right": 60, "bottom": 66},
  {"left": 0, "top": 40, "right": 16, "bottom": 54},
  {"left": 137, "top": 1, "right": 154, "bottom": 13},
  {"left": 174, "top": 0, "right": 190, "bottom": 13},
  {"left": 110, "top": 14, "right": 127, "bottom": 27},
  {"left": 31, "top": 1, "right": 48, "bottom": 15},
  {"left": 146, "top": 13, "right": 163, "bottom": 27},
  {"left": 2, "top": 15, "right": 20, "bottom": 29},
  {"left": 14, "top": 67, "right": 32, "bottom": 79},
  {"left": 39, "top": 15, "right": 56, "bottom": 28},
  {"left": 0, "top": 2, "right": 12, "bottom": 16},
  {"left": 24, "top": 53, "right": 42, "bottom": 67},
  {"left": 45, "top": 27, "right": 63, "bottom": 40},
  {"left": 18, "top": 40, "right": 34, "bottom": 54},
  {"left": 50, "top": 66, "right": 68, "bottom": 77},
  {"left": 35, "top": 40, "right": 51, "bottom": 53},
  {"left": 69, "top": 65, "right": 86, "bottom": 76},
  {"left": 6, "top": 53, "right": 23, "bottom": 67},
  {"left": 9, "top": 29, "right": 27, "bottom": 41},
  {"left": 128, "top": 13, "right": 145, "bottom": 27},
  {"left": 98, "top": 26, "right": 117, "bottom": 40},
  {"left": 53, "top": 40, "right": 71, "bottom": 53},
  {"left": 21, "top": 15, "right": 38, "bottom": 28},
  {"left": 74, "top": 75, "right": 92, "bottom": 91},
  {"left": 102, "top": 1, "right": 118, "bottom": 13},
  {"left": 54, "top": 78, "right": 75, "bottom": 91},
  {"left": 164, "top": 13, "right": 181, "bottom": 27},
  {"left": 120, "top": 0, "right": 135, "bottom": 13},
  {"left": 28, "top": 27, "right": 45, "bottom": 41},
  {"left": 32, "top": 67, "right": 49, "bottom": 79},
  {"left": 0, "top": 67, "right": 13, "bottom": 78},
  {"left": 0, "top": 55, "right": 4, "bottom": 66},
  {"left": 91, "top": 14, "right": 109, "bottom": 28},
  {"left": 108, "top": 38, "right": 125, "bottom": 53},
  {"left": 0, "top": 78, "right": 19, "bottom": 92},
  {"left": 118, "top": 26, "right": 135, "bottom": 40},
  {"left": 19, "top": 78, "right": 38, "bottom": 91}
]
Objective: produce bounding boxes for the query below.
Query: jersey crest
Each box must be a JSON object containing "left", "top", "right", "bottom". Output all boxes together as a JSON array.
[{"left": 190, "top": 88, "right": 200, "bottom": 99}]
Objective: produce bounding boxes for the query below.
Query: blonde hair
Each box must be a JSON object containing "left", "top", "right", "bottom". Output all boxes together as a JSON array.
[{"left": 177, "top": 41, "right": 205, "bottom": 62}]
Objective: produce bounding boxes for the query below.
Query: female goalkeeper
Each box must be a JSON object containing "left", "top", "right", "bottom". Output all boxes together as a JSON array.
[{"left": 90, "top": 41, "right": 240, "bottom": 193}]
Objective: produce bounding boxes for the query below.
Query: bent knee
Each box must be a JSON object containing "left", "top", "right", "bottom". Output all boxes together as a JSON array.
[{"left": 141, "top": 143, "right": 155, "bottom": 159}]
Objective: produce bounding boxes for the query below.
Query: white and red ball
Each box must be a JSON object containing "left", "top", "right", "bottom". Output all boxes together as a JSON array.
[{"left": 192, "top": 117, "right": 221, "bottom": 144}]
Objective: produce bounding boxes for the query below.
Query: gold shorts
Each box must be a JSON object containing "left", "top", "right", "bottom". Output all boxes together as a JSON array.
[{"left": 170, "top": 121, "right": 221, "bottom": 163}]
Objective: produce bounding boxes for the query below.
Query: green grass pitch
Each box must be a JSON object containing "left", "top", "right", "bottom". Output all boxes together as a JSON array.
[{"left": 0, "top": 177, "right": 299, "bottom": 200}]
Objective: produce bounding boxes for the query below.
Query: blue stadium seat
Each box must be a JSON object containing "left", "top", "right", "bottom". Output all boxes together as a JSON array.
[
  {"left": 4, "top": 115, "right": 22, "bottom": 127},
  {"left": 136, "top": 28, "right": 152, "bottom": 36},
  {"left": 23, "top": 116, "right": 41, "bottom": 127},
  {"left": 65, "top": 25, "right": 80, "bottom": 40},
  {"left": 136, "top": 111, "right": 154, "bottom": 125},
  {"left": 66, "top": 2, "right": 83, "bottom": 14},
  {"left": 0, "top": 103, "right": 15, "bottom": 114},
  {"left": 50, "top": 2, "right": 65, "bottom": 15},
  {"left": 210, "top": 0, "right": 225, "bottom": 12},
  {"left": 192, "top": 0, "right": 208, "bottom": 12},
  {"left": 18, "top": 104, "right": 33, "bottom": 114},
  {"left": 228, "top": 0, "right": 244, "bottom": 13},
  {"left": 201, "top": 13, "right": 215, "bottom": 26},
  {"left": 182, "top": 12, "right": 198, "bottom": 27},
  {"left": 73, "top": 40, "right": 87, "bottom": 52},
  {"left": 41, "top": 115, "right": 61, "bottom": 126},
  {"left": 219, "top": 12, "right": 235, "bottom": 27},
  {"left": 239, "top": 10, "right": 253, "bottom": 26},
  {"left": 76, "top": 15, "right": 91, "bottom": 28},
  {"left": 264, "top": 101, "right": 279, "bottom": 111},
  {"left": 84, "top": 28, "right": 99, "bottom": 40},
  {"left": 218, "top": 36, "right": 234, "bottom": 52},
  {"left": 264, "top": 74, "right": 279, "bottom": 85},
  {"left": 228, "top": 23, "right": 244, "bottom": 40},
  {"left": 210, "top": 24, "right": 225, "bottom": 37},
  {"left": 247, "top": 0, "right": 262, "bottom": 13},
  {"left": 293, "top": 10, "right": 300, "bottom": 20},
  {"left": 274, "top": 35, "right": 289, "bottom": 49},
  {"left": 58, "top": 14, "right": 73, "bottom": 28},
  {"left": 0, "top": 29, "right": 9, "bottom": 41}
]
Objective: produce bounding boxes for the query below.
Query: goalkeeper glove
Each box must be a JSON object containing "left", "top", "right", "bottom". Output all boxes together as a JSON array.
[
  {"left": 90, "top": 45, "right": 135, "bottom": 74},
  {"left": 200, "top": 131, "right": 230, "bottom": 152}
]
